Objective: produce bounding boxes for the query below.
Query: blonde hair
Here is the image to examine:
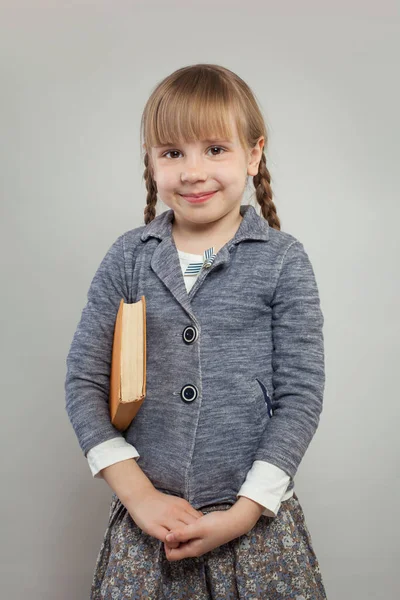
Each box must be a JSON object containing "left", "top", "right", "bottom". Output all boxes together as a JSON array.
[{"left": 140, "top": 63, "right": 280, "bottom": 230}]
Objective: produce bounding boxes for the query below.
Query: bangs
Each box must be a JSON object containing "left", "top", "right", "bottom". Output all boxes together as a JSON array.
[{"left": 142, "top": 73, "right": 248, "bottom": 151}]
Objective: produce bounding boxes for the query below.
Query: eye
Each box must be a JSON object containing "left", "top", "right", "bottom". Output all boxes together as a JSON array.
[
  {"left": 162, "top": 150, "right": 182, "bottom": 159},
  {"left": 161, "top": 146, "right": 227, "bottom": 159},
  {"left": 208, "top": 146, "right": 226, "bottom": 156}
]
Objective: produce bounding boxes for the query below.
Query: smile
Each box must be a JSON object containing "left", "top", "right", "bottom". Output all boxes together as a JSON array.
[{"left": 180, "top": 191, "right": 217, "bottom": 203}]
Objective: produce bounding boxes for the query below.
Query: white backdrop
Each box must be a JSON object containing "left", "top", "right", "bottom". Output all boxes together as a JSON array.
[{"left": 1, "top": 2, "right": 399, "bottom": 598}]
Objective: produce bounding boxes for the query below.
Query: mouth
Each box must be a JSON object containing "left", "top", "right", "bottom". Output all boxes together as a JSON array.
[{"left": 179, "top": 191, "right": 217, "bottom": 203}]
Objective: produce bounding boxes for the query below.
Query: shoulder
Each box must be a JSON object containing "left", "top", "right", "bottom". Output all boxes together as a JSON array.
[
  {"left": 265, "top": 225, "right": 305, "bottom": 260},
  {"left": 104, "top": 224, "right": 147, "bottom": 259},
  {"left": 119, "top": 223, "right": 147, "bottom": 252},
  {"left": 267, "top": 226, "right": 300, "bottom": 247},
  {"left": 264, "top": 226, "right": 317, "bottom": 278}
]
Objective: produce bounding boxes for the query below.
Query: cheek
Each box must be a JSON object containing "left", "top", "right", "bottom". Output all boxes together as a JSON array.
[
  {"left": 154, "top": 171, "right": 176, "bottom": 190},
  {"left": 216, "top": 160, "right": 245, "bottom": 180},
  {"left": 216, "top": 168, "right": 245, "bottom": 190}
]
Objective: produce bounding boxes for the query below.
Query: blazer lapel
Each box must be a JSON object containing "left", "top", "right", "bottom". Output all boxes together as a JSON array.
[{"left": 150, "top": 236, "right": 195, "bottom": 319}]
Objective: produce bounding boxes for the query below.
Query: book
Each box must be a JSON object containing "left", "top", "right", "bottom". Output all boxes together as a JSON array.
[{"left": 109, "top": 296, "right": 147, "bottom": 431}]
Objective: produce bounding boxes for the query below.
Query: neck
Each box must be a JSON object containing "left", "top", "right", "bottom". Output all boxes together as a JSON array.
[{"left": 171, "top": 208, "right": 243, "bottom": 255}]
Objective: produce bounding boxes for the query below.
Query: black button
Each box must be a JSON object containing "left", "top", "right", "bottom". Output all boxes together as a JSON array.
[
  {"left": 182, "top": 325, "right": 199, "bottom": 344},
  {"left": 180, "top": 384, "right": 199, "bottom": 403}
]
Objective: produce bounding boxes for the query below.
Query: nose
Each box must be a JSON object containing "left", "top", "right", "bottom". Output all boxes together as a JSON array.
[{"left": 180, "top": 158, "right": 208, "bottom": 183}]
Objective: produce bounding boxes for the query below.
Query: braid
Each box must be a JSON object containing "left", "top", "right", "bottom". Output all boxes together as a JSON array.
[
  {"left": 252, "top": 151, "right": 281, "bottom": 231},
  {"left": 143, "top": 152, "right": 158, "bottom": 225}
]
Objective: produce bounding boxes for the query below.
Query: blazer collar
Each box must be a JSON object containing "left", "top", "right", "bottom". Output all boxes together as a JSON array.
[{"left": 140, "top": 203, "right": 269, "bottom": 245}]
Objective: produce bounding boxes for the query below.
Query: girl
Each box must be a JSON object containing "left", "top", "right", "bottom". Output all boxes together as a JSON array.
[{"left": 65, "top": 63, "right": 327, "bottom": 599}]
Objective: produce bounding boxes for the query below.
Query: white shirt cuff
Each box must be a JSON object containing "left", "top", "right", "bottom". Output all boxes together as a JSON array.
[
  {"left": 87, "top": 437, "right": 140, "bottom": 478},
  {"left": 237, "top": 460, "right": 292, "bottom": 517}
]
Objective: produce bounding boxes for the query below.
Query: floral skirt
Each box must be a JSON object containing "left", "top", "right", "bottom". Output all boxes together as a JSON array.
[{"left": 91, "top": 491, "right": 327, "bottom": 599}]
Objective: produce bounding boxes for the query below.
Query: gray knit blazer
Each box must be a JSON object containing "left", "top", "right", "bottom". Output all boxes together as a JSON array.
[{"left": 65, "top": 204, "right": 325, "bottom": 509}]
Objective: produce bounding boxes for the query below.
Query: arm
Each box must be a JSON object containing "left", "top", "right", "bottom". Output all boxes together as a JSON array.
[
  {"left": 254, "top": 240, "right": 325, "bottom": 477},
  {"left": 65, "top": 232, "right": 134, "bottom": 457},
  {"left": 100, "top": 458, "right": 154, "bottom": 507}
]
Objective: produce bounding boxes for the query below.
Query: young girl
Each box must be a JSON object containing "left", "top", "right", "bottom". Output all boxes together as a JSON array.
[{"left": 65, "top": 63, "right": 327, "bottom": 599}]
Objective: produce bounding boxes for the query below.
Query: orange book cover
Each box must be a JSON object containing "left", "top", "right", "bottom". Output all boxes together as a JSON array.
[{"left": 109, "top": 296, "right": 147, "bottom": 431}]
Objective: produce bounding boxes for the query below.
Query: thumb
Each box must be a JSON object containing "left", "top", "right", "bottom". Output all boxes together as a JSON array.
[{"left": 166, "top": 521, "right": 201, "bottom": 543}]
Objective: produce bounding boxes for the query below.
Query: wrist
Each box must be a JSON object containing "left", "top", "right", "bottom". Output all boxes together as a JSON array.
[
  {"left": 100, "top": 458, "right": 155, "bottom": 508},
  {"left": 229, "top": 496, "right": 265, "bottom": 532}
]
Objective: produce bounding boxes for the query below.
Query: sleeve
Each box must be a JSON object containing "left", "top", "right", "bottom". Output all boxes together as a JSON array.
[
  {"left": 254, "top": 240, "right": 325, "bottom": 478},
  {"left": 64, "top": 233, "right": 132, "bottom": 457},
  {"left": 87, "top": 437, "right": 140, "bottom": 478},
  {"left": 236, "top": 460, "right": 291, "bottom": 517}
]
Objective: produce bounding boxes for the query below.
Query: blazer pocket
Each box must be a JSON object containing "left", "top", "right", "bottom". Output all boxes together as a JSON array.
[{"left": 255, "top": 378, "right": 274, "bottom": 418}]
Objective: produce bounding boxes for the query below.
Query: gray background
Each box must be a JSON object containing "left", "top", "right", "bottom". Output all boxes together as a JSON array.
[{"left": 1, "top": 1, "right": 399, "bottom": 599}]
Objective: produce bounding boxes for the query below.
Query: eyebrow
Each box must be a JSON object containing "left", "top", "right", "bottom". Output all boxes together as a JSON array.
[{"left": 154, "top": 139, "right": 233, "bottom": 148}]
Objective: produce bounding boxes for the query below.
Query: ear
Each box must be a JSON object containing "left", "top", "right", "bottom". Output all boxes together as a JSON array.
[{"left": 247, "top": 137, "right": 264, "bottom": 176}]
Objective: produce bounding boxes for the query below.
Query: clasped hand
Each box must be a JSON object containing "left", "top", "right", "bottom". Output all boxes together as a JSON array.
[
  {"left": 127, "top": 487, "right": 260, "bottom": 562},
  {"left": 164, "top": 508, "right": 246, "bottom": 561}
]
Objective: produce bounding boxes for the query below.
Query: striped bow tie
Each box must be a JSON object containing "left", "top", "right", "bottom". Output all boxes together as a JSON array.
[{"left": 183, "top": 246, "right": 216, "bottom": 275}]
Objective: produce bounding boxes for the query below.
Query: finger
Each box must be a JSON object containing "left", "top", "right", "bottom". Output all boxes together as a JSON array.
[
  {"left": 179, "top": 511, "right": 203, "bottom": 526},
  {"left": 164, "top": 529, "right": 180, "bottom": 548},
  {"left": 164, "top": 513, "right": 200, "bottom": 548},
  {"left": 167, "top": 511, "right": 202, "bottom": 534},
  {"left": 167, "top": 539, "right": 202, "bottom": 562},
  {"left": 164, "top": 537, "right": 180, "bottom": 549},
  {"left": 182, "top": 503, "right": 203, "bottom": 520},
  {"left": 164, "top": 539, "right": 180, "bottom": 551},
  {"left": 165, "top": 542, "right": 178, "bottom": 559},
  {"left": 166, "top": 520, "right": 203, "bottom": 544},
  {"left": 150, "top": 524, "right": 181, "bottom": 546}
]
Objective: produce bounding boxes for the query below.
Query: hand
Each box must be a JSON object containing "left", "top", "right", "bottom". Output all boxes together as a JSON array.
[
  {"left": 163, "top": 503, "right": 260, "bottom": 561},
  {"left": 126, "top": 487, "right": 203, "bottom": 548},
  {"left": 164, "top": 496, "right": 266, "bottom": 561}
]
